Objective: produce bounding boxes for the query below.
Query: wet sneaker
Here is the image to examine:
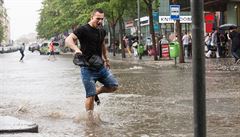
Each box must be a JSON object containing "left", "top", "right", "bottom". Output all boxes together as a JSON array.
[{"left": 95, "top": 95, "right": 100, "bottom": 105}]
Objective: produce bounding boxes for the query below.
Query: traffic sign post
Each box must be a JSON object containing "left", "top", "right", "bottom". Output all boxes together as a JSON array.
[{"left": 170, "top": 5, "right": 180, "bottom": 20}]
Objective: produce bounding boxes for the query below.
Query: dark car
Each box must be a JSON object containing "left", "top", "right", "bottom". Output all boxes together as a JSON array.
[{"left": 28, "top": 43, "right": 40, "bottom": 52}]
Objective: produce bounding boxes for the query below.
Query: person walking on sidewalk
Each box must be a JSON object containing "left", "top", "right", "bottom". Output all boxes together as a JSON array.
[
  {"left": 48, "top": 41, "right": 56, "bottom": 60},
  {"left": 206, "top": 28, "right": 220, "bottom": 58},
  {"left": 19, "top": 43, "right": 25, "bottom": 62},
  {"left": 65, "top": 8, "right": 118, "bottom": 120},
  {"left": 182, "top": 32, "right": 191, "bottom": 58},
  {"left": 205, "top": 33, "right": 212, "bottom": 52},
  {"left": 229, "top": 26, "right": 240, "bottom": 63}
]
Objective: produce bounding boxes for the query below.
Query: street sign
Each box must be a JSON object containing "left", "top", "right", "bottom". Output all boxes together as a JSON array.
[
  {"left": 170, "top": 5, "right": 180, "bottom": 20},
  {"left": 153, "top": 12, "right": 159, "bottom": 32},
  {"left": 159, "top": 16, "right": 192, "bottom": 23}
]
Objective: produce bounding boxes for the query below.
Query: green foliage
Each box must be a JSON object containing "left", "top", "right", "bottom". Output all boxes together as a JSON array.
[
  {"left": 0, "top": 22, "right": 4, "bottom": 43},
  {"left": 0, "top": 11, "right": 4, "bottom": 43},
  {"left": 86, "top": 0, "right": 109, "bottom": 5},
  {"left": 37, "top": 0, "right": 90, "bottom": 39},
  {"left": 36, "top": 0, "right": 149, "bottom": 39},
  {"left": 123, "top": 0, "right": 147, "bottom": 20},
  {"left": 153, "top": 0, "right": 160, "bottom": 11}
]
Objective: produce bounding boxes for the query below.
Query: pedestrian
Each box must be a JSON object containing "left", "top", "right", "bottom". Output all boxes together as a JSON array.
[
  {"left": 127, "top": 35, "right": 133, "bottom": 57},
  {"left": 123, "top": 35, "right": 129, "bottom": 55},
  {"left": 132, "top": 39, "right": 138, "bottom": 57},
  {"left": 229, "top": 26, "right": 240, "bottom": 63},
  {"left": 19, "top": 43, "right": 25, "bottom": 62},
  {"left": 182, "top": 32, "right": 191, "bottom": 58},
  {"left": 205, "top": 33, "right": 212, "bottom": 52},
  {"left": 205, "top": 28, "right": 220, "bottom": 58},
  {"left": 65, "top": 8, "right": 118, "bottom": 120},
  {"left": 48, "top": 41, "right": 56, "bottom": 60}
]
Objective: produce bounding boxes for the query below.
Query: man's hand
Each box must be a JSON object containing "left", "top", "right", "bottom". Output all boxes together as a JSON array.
[
  {"left": 104, "top": 60, "right": 110, "bottom": 69},
  {"left": 74, "top": 49, "right": 82, "bottom": 55}
]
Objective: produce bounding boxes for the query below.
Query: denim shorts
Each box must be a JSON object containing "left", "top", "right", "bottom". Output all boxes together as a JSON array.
[{"left": 80, "top": 67, "right": 118, "bottom": 97}]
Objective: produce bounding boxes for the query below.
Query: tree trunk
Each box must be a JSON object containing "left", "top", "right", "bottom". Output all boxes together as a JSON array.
[
  {"left": 176, "top": 20, "right": 184, "bottom": 63},
  {"left": 173, "top": 0, "right": 184, "bottom": 63},
  {"left": 147, "top": 3, "right": 158, "bottom": 60},
  {"left": 119, "top": 17, "right": 126, "bottom": 58},
  {"left": 111, "top": 24, "right": 116, "bottom": 56}
]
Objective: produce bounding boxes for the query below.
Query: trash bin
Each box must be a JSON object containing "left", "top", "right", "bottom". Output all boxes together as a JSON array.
[
  {"left": 137, "top": 43, "right": 144, "bottom": 55},
  {"left": 169, "top": 42, "right": 180, "bottom": 58},
  {"left": 160, "top": 36, "right": 170, "bottom": 58}
]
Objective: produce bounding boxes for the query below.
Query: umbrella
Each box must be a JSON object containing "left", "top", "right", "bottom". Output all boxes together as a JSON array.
[{"left": 219, "top": 24, "right": 237, "bottom": 30}]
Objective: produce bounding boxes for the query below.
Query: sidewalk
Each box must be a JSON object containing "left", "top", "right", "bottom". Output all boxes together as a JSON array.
[
  {"left": 109, "top": 53, "right": 240, "bottom": 71},
  {"left": 109, "top": 53, "right": 192, "bottom": 69}
]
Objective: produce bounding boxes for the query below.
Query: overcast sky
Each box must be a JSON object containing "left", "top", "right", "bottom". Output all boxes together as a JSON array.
[{"left": 4, "top": 0, "right": 43, "bottom": 40}]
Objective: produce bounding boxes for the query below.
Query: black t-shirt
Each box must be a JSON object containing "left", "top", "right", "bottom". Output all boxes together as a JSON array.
[{"left": 73, "top": 24, "right": 106, "bottom": 59}]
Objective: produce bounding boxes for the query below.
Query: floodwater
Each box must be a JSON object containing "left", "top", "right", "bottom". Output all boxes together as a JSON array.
[{"left": 0, "top": 51, "right": 239, "bottom": 137}]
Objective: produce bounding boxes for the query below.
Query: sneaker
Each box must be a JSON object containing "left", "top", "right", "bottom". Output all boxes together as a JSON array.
[{"left": 95, "top": 95, "right": 100, "bottom": 105}]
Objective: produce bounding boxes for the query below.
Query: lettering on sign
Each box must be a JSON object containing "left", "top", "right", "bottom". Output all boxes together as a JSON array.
[{"left": 159, "top": 16, "right": 192, "bottom": 23}]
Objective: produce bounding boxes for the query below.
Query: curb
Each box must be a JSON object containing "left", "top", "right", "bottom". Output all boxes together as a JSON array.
[{"left": 0, "top": 116, "right": 38, "bottom": 133}]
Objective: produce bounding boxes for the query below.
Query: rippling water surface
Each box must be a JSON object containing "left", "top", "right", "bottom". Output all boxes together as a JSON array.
[{"left": 0, "top": 52, "right": 239, "bottom": 137}]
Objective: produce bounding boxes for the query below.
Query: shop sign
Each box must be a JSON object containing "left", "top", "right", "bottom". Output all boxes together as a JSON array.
[{"left": 159, "top": 16, "right": 192, "bottom": 23}]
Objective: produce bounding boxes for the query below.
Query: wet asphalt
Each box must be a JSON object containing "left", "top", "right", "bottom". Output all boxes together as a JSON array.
[{"left": 0, "top": 50, "right": 239, "bottom": 137}]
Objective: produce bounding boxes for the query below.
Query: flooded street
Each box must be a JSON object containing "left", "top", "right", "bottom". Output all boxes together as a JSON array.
[{"left": 0, "top": 51, "right": 239, "bottom": 137}]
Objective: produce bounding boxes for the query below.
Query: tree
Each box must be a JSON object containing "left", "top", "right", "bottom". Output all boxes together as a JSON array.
[
  {"left": 37, "top": 0, "right": 90, "bottom": 39},
  {"left": 0, "top": 22, "right": 4, "bottom": 43},
  {"left": 86, "top": 0, "right": 109, "bottom": 5},
  {"left": 143, "top": 0, "right": 158, "bottom": 60},
  {"left": 0, "top": 11, "right": 4, "bottom": 43}
]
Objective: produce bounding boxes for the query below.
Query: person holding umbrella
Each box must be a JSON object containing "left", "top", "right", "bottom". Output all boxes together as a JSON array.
[{"left": 229, "top": 26, "right": 240, "bottom": 63}]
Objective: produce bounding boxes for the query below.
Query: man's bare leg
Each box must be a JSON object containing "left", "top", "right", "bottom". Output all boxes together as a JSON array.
[
  {"left": 85, "top": 96, "right": 94, "bottom": 110},
  {"left": 94, "top": 86, "right": 118, "bottom": 105},
  {"left": 85, "top": 96, "right": 94, "bottom": 121},
  {"left": 96, "top": 86, "right": 118, "bottom": 94}
]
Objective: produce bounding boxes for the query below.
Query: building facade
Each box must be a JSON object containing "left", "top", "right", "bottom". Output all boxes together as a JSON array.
[
  {"left": 137, "top": 0, "right": 240, "bottom": 39},
  {"left": 179, "top": 0, "right": 240, "bottom": 29}
]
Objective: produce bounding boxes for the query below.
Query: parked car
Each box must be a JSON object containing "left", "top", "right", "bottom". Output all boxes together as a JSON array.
[
  {"left": 39, "top": 42, "right": 60, "bottom": 55},
  {"left": 28, "top": 43, "right": 40, "bottom": 52}
]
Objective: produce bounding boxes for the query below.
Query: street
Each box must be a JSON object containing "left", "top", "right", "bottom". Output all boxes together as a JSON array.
[{"left": 0, "top": 51, "right": 240, "bottom": 137}]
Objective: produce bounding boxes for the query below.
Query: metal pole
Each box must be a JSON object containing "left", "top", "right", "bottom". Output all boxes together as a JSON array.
[
  {"left": 137, "top": 0, "right": 142, "bottom": 59},
  {"left": 191, "top": 0, "right": 206, "bottom": 137},
  {"left": 137, "top": 0, "right": 141, "bottom": 44}
]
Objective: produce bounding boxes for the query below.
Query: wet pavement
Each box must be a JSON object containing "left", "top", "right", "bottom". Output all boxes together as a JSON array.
[{"left": 0, "top": 51, "right": 239, "bottom": 137}]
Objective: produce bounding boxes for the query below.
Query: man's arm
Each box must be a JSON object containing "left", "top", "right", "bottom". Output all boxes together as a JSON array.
[
  {"left": 65, "top": 33, "right": 82, "bottom": 54},
  {"left": 101, "top": 40, "right": 109, "bottom": 62},
  {"left": 101, "top": 40, "right": 110, "bottom": 69}
]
